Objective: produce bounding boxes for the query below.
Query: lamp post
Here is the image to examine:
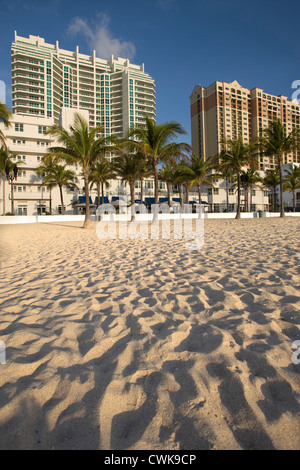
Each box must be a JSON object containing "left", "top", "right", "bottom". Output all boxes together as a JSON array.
[{"left": 6, "top": 165, "right": 18, "bottom": 216}]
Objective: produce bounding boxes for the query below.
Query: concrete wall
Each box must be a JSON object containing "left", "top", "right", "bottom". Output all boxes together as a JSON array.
[{"left": 0, "top": 212, "right": 299, "bottom": 225}]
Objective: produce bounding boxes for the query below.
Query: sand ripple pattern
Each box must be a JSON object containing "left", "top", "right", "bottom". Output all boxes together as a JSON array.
[{"left": 0, "top": 218, "right": 299, "bottom": 449}]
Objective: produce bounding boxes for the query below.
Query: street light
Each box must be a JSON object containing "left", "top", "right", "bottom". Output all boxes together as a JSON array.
[{"left": 6, "top": 164, "right": 18, "bottom": 216}]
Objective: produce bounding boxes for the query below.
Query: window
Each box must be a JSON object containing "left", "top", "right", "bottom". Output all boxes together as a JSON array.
[
  {"left": 229, "top": 188, "right": 235, "bottom": 195},
  {"left": 15, "top": 123, "right": 24, "bottom": 132},
  {"left": 37, "top": 205, "right": 46, "bottom": 215},
  {"left": 38, "top": 126, "right": 46, "bottom": 134},
  {"left": 17, "top": 205, "right": 27, "bottom": 216},
  {"left": 145, "top": 180, "right": 153, "bottom": 189}
]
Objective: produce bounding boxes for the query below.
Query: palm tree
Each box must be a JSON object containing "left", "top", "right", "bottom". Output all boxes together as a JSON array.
[
  {"left": 262, "top": 169, "right": 280, "bottom": 212},
  {"left": 37, "top": 155, "right": 62, "bottom": 214},
  {"left": 0, "top": 101, "right": 11, "bottom": 149},
  {"left": 247, "top": 168, "right": 263, "bottom": 212},
  {"left": 283, "top": 165, "right": 300, "bottom": 212},
  {"left": 113, "top": 152, "right": 142, "bottom": 221},
  {"left": 89, "top": 156, "right": 116, "bottom": 208},
  {"left": 46, "top": 113, "right": 112, "bottom": 228},
  {"left": 128, "top": 114, "right": 189, "bottom": 204},
  {"left": 159, "top": 161, "right": 178, "bottom": 205},
  {"left": 240, "top": 168, "right": 262, "bottom": 212},
  {"left": 136, "top": 154, "right": 152, "bottom": 204},
  {"left": 219, "top": 137, "right": 257, "bottom": 219},
  {"left": 259, "top": 119, "right": 300, "bottom": 217},
  {"left": 0, "top": 147, "right": 18, "bottom": 215},
  {"left": 178, "top": 153, "right": 216, "bottom": 205},
  {"left": 213, "top": 165, "right": 235, "bottom": 212},
  {"left": 42, "top": 163, "right": 77, "bottom": 215},
  {"left": 172, "top": 160, "right": 187, "bottom": 209}
]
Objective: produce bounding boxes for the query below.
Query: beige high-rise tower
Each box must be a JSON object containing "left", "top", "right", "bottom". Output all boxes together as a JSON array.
[{"left": 190, "top": 80, "right": 300, "bottom": 170}]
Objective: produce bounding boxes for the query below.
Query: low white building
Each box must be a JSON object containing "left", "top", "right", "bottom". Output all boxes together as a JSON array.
[
  {"left": 0, "top": 108, "right": 157, "bottom": 216},
  {"left": 0, "top": 108, "right": 271, "bottom": 216},
  {"left": 0, "top": 110, "right": 84, "bottom": 216}
]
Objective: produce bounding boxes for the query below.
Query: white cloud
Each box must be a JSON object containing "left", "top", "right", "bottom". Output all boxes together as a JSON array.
[
  {"left": 67, "top": 14, "right": 136, "bottom": 60},
  {"left": 155, "top": 0, "right": 178, "bottom": 11}
]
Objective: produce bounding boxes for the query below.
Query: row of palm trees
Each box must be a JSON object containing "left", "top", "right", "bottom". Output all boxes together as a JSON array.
[
  {"left": 42, "top": 114, "right": 190, "bottom": 227},
  {"left": 1, "top": 100, "right": 300, "bottom": 223},
  {"left": 42, "top": 116, "right": 300, "bottom": 225}
]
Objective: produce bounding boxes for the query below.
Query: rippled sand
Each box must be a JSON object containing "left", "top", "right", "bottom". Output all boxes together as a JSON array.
[{"left": 0, "top": 218, "right": 299, "bottom": 450}]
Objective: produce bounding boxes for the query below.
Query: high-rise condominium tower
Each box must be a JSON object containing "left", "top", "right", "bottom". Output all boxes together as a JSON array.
[
  {"left": 11, "top": 32, "right": 156, "bottom": 137},
  {"left": 190, "top": 80, "right": 300, "bottom": 170}
]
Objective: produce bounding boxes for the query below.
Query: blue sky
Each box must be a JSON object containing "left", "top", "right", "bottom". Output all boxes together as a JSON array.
[{"left": 0, "top": 0, "right": 300, "bottom": 144}]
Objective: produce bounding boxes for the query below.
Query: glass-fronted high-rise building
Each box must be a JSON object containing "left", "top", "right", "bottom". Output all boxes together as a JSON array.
[{"left": 11, "top": 32, "right": 156, "bottom": 137}]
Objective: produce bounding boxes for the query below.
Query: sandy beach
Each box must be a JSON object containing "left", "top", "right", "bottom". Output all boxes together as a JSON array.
[{"left": 0, "top": 217, "right": 299, "bottom": 450}]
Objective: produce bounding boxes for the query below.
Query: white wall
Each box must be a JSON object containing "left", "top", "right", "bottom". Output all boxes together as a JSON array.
[{"left": 0, "top": 212, "right": 299, "bottom": 225}]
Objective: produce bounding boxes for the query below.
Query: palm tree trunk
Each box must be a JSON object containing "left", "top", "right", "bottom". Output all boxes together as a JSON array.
[
  {"left": 59, "top": 184, "right": 65, "bottom": 215},
  {"left": 180, "top": 184, "right": 184, "bottom": 210},
  {"left": 11, "top": 183, "right": 14, "bottom": 215},
  {"left": 140, "top": 177, "right": 144, "bottom": 204},
  {"left": 226, "top": 178, "right": 229, "bottom": 212},
  {"left": 198, "top": 182, "right": 202, "bottom": 204},
  {"left": 152, "top": 158, "right": 159, "bottom": 224},
  {"left": 50, "top": 187, "right": 52, "bottom": 215},
  {"left": 96, "top": 183, "right": 101, "bottom": 221},
  {"left": 185, "top": 183, "right": 189, "bottom": 204},
  {"left": 130, "top": 182, "right": 135, "bottom": 222},
  {"left": 198, "top": 182, "right": 202, "bottom": 219},
  {"left": 2, "top": 174, "right": 5, "bottom": 216},
  {"left": 101, "top": 182, "right": 104, "bottom": 205},
  {"left": 96, "top": 183, "right": 100, "bottom": 206},
  {"left": 278, "top": 157, "right": 285, "bottom": 218},
  {"left": 236, "top": 172, "right": 241, "bottom": 219},
  {"left": 167, "top": 183, "right": 171, "bottom": 206},
  {"left": 293, "top": 189, "right": 296, "bottom": 212},
  {"left": 272, "top": 187, "right": 275, "bottom": 212},
  {"left": 154, "top": 161, "right": 159, "bottom": 204},
  {"left": 83, "top": 169, "right": 91, "bottom": 228}
]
